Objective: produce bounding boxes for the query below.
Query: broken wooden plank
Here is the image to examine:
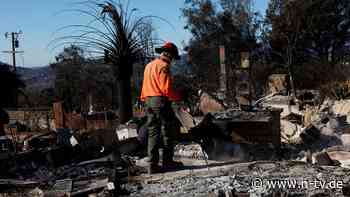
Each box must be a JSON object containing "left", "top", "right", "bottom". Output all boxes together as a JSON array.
[{"left": 71, "top": 178, "right": 109, "bottom": 196}]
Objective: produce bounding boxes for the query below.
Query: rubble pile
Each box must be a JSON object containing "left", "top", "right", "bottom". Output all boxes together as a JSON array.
[
  {"left": 0, "top": 127, "right": 146, "bottom": 196},
  {"left": 168, "top": 96, "right": 350, "bottom": 166},
  {"left": 125, "top": 161, "right": 350, "bottom": 196},
  {"left": 0, "top": 157, "right": 134, "bottom": 196},
  {"left": 260, "top": 96, "right": 350, "bottom": 167},
  {"left": 3, "top": 94, "right": 350, "bottom": 196},
  {"left": 186, "top": 108, "right": 281, "bottom": 161},
  {"left": 174, "top": 143, "right": 208, "bottom": 160},
  {"left": 122, "top": 96, "right": 350, "bottom": 196}
]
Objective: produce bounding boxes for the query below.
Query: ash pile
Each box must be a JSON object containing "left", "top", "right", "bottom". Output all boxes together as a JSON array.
[
  {"left": 3, "top": 90, "right": 350, "bottom": 196},
  {"left": 263, "top": 95, "right": 350, "bottom": 167},
  {"left": 126, "top": 161, "right": 350, "bottom": 196},
  {"left": 0, "top": 125, "right": 147, "bottom": 197},
  {"left": 125, "top": 91, "right": 350, "bottom": 197}
]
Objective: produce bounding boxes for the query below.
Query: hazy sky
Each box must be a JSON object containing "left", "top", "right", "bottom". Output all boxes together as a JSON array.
[{"left": 0, "top": 0, "right": 268, "bottom": 67}]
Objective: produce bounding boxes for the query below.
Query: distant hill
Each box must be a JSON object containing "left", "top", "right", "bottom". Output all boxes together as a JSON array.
[
  {"left": 17, "top": 66, "right": 55, "bottom": 91},
  {"left": 1, "top": 54, "right": 192, "bottom": 93},
  {"left": 0, "top": 61, "right": 10, "bottom": 67}
]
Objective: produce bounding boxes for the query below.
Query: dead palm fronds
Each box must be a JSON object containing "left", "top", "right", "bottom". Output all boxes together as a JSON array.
[{"left": 50, "top": 0, "right": 171, "bottom": 122}]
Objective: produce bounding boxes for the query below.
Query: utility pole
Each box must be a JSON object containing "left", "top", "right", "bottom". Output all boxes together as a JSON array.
[
  {"left": 3, "top": 31, "right": 23, "bottom": 72},
  {"left": 2, "top": 31, "right": 23, "bottom": 108}
]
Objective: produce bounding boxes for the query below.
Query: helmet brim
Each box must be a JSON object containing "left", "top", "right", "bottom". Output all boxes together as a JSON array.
[{"left": 155, "top": 47, "right": 180, "bottom": 60}]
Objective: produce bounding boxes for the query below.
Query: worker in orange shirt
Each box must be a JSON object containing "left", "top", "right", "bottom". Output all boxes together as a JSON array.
[{"left": 140, "top": 42, "right": 183, "bottom": 174}]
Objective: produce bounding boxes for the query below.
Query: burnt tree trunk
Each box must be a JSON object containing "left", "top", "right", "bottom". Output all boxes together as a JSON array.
[{"left": 117, "top": 75, "right": 133, "bottom": 123}]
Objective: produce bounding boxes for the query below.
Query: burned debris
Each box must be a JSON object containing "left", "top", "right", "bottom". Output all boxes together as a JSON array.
[
  {"left": 3, "top": 89, "right": 350, "bottom": 196},
  {"left": 0, "top": 103, "right": 139, "bottom": 196},
  {"left": 2, "top": 61, "right": 350, "bottom": 197},
  {"left": 1, "top": 0, "right": 350, "bottom": 196},
  {"left": 121, "top": 90, "right": 350, "bottom": 196}
]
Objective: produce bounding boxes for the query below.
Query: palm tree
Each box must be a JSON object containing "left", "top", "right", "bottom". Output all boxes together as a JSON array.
[{"left": 52, "top": 0, "right": 158, "bottom": 123}]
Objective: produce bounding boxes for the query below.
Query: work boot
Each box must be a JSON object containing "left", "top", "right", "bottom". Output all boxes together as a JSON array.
[
  {"left": 162, "top": 160, "right": 184, "bottom": 171},
  {"left": 147, "top": 164, "right": 163, "bottom": 174}
]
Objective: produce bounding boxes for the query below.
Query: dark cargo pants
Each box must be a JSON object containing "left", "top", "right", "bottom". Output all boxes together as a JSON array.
[{"left": 145, "top": 96, "right": 176, "bottom": 164}]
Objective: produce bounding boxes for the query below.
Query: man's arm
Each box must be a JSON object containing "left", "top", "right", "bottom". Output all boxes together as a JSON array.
[{"left": 158, "top": 66, "right": 181, "bottom": 101}]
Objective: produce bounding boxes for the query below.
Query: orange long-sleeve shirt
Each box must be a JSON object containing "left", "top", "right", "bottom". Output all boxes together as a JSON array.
[{"left": 140, "top": 57, "right": 181, "bottom": 101}]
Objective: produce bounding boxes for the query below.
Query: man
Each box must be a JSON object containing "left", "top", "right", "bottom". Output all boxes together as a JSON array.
[{"left": 140, "top": 42, "right": 183, "bottom": 174}]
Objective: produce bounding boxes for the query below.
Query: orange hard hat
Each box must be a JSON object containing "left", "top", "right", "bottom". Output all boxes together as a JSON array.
[{"left": 155, "top": 42, "right": 180, "bottom": 60}]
